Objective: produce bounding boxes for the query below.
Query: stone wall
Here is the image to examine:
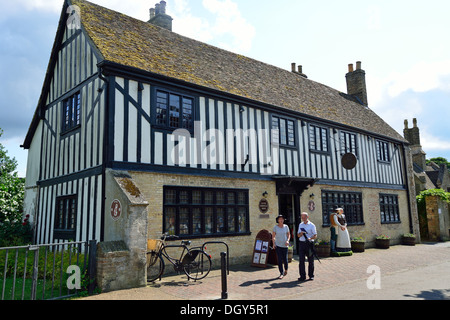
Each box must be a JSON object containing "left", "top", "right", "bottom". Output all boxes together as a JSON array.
[
  {"left": 97, "top": 170, "right": 149, "bottom": 292},
  {"left": 425, "top": 195, "right": 450, "bottom": 241}
]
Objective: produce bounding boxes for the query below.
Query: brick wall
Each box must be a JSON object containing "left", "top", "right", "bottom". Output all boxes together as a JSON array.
[
  {"left": 300, "top": 183, "right": 412, "bottom": 247},
  {"left": 130, "top": 171, "right": 278, "bottom": 266}
]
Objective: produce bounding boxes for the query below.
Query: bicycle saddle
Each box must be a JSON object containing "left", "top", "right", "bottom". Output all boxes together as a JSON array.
[{"left": 181, "top": 240, "right": 191, "bottom": 246}]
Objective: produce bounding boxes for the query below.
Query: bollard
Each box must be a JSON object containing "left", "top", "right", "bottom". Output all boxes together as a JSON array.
[{"left": 221, "top": 252, "right": 228, "bottom": 300}]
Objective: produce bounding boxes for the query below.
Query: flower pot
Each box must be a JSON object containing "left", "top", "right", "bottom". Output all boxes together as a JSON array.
[
  {"left": 315, "top": 244, "right": 331, "bottom": 257},
  {"left": 351, "top": 241, "right": 365, "bottom": 253},
  {"left": 288, "top": 247, "right": 293, "bottom": 263},
  {"left": 375, "top": 238, "right": 390, "bottom": 249},
  {"left": 402, "top": 237, "right": 416, "bottom": 246}
]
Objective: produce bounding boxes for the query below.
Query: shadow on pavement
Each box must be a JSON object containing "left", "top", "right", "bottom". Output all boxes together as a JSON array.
[{"left": 404, "top": 289, "right": 450, "bottom": 300}]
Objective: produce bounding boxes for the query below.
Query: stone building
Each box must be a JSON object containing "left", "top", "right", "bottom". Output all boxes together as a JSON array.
[
  {"left": 404, "top": 118, "right": 450, "bottom": 241},
  {"left": 404, "top": 118, "right": 450, "bottom": 194},
  {"left": 21, "top": 0, "right": 420, "bottom": 289}
]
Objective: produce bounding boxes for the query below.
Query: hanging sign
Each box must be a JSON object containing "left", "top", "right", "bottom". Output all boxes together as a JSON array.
[
  {"left": 342, "top": 152, "right": 358, "bottom": 170},
  {"left": 111, "top": 199, "right": 122, "bottom": 221}
]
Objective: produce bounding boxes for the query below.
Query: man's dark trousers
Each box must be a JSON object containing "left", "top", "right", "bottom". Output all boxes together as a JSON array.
[{"left": 298, "top": 241, "right": 314, "bottom": 279}]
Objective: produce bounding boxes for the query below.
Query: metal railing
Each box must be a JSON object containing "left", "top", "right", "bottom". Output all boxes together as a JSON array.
[{"left": 0, "top": 240, "right": 97, "bottom": 300}]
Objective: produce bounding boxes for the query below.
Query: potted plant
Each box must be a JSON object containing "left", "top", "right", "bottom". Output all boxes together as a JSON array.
[
  {"left": 288, "top": 245, "right": 294, "bottom": 263},
  {"left": 315, "top": 239, "right": 331, "bottom": 257},
  {"left": 350, "top": 237, "right": 366, "bottom": 252},
  {"left": 402, "top": 233, "right": 416, "bottom": 246},
  {"left": 375, "top": 235, "right": 391, "bottom": 249}
]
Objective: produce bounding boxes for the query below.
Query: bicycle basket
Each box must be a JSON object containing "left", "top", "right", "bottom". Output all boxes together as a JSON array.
[{"left": 147, "top": 239, "right": 162, "bottom": 252}]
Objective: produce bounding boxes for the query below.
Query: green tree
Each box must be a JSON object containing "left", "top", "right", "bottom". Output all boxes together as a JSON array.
[
  {"left": 0, "top": 128, "right": 29, "bottom": 246},
  {"left": 426, "top": 157, "right": 450, "bottom": 172}
]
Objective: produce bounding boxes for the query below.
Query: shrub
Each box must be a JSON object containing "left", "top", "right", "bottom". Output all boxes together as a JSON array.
[{"left": 0, "top": 215, "right": 32, "bottom": 247}]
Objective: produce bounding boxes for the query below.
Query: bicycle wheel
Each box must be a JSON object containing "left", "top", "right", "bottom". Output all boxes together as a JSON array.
[
  {"left": 147, "top": 252, "right": 164, "bottom": 282},
  {"left": 182, "top": 250, "right": 211, "bottom": 281}
]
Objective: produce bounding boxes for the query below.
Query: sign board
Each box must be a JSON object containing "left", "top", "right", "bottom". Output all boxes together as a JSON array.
[
  {"left": 110, "top": 199, "right": 122, "bottom": 221},
  {"left": 342, "top": 153, "right": 358, "bottom": 170},
  {"left": 308, "top": 200, "right": 316, "bottom": 212},
  {"left": 251, "top": 230, "right": 273, "bottom": 268},
  {"left": 259, "top": 198, "right": 269, "bottom": 214}
]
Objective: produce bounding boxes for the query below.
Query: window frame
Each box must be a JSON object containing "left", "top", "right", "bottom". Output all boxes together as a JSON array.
[
  {"left": 61, "top": 92, "right": 81, "bottom": 134},
  {"left": 340, "top": 130, "right": 358, "bottom": 156},
  {"left": 321, "top": 190, "right": 364, "bottom": 227},
  {"left": 309, "top": 124, "right": 330, "bottom": 154},
  {"left": 379, "top": 193, "right": 401, "bottom": 224},
  {"left": 376, "top": 139, "right": 391, "bottom": 163},
  {"left": 54, "top": 195, "right": 77, "bottom": 240},
  {"left": 271, "top": 115, "right": 296, "bottom": 148},
  {"left": 163, "top": 186, "right": 250, "bottom": 239},
  {"left": 153, "top": 88, "right": 195, "bottom": 133}
]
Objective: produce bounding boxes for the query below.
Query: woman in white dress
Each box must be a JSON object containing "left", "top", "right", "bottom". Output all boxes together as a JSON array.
[{"left": 330, "top": 208, "right": 352, "bottom": 252}]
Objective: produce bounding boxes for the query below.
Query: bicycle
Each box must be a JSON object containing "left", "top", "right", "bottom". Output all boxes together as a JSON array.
[{"left": 146, "top": 233, "right": 212, "bottom": 282}]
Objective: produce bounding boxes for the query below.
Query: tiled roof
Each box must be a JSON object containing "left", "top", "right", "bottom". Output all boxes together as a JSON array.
[{"left": 73, "top": 0, "right": 405, "bottom": 142}]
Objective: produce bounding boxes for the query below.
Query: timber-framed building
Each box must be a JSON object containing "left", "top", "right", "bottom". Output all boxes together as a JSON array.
[{"left": 22, "top": 0, "right": 419, "bottom": 260}]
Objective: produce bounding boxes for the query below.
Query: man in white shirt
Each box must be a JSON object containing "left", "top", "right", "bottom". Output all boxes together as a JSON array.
[{"left": 297, "top": 212, "right": 317, "bottom": 281}]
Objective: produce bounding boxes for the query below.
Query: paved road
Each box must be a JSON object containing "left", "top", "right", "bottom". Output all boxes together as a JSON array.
[
  {"left": 289, "top": 260, "right": 450, "bottom": 300},
  {"left": 81, "top": 242, "right": 450, "bottom": 301}
]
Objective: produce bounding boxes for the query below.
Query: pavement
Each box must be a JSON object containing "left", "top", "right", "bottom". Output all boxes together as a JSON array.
[{"left": 80, "top": 242, "right": 450, "bottom": 301}]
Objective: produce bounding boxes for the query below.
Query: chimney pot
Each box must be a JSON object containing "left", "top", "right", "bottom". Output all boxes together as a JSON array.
[
  {"left": 298, "top": 65, "right": 303, "bottom": 73},
  {"left": 160, "top": 1, "right": 167, "bottom": 14},
  {"left": 356, "top": 61, "right": 362, "bottom": 70},
  {"left": 348, "top": 64, "right": 354, "bottom": 73},
  {"left": 150, "top": 8, "right": 155, "bottom": 19},
  {"left": 413, "top": 118, "right": 418, "bottom": 128},
  {"left": 291, "top": 63, "right": 296, "bottom": 73},
  {"left": 404, "top": 119, "right": 409, "bottom": 129}
]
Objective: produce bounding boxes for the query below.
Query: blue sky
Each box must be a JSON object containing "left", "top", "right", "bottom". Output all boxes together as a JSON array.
[{"left": 1, "top": 0, "right": 449, "bottom": 177}]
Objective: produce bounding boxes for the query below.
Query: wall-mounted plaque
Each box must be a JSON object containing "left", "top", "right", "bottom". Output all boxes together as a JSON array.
[{"left": 259, "top": 198, "right": 269, "bottom": 214}]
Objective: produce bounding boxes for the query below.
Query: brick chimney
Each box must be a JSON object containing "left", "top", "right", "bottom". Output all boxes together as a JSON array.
[
  {"left": 404, "top": 118, "right": 427, "bottom": 170},
  {"left": 346, "top": 61, "right": 368, "bottom": 107},
  {"left": 148, "top": 1, "right": 173, "bottom": 31}
]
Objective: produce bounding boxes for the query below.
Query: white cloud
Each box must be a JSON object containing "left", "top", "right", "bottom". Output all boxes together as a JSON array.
[
  {"left": 169, "top": 0, "right": 255, "bottom": 53},
  {"left": 202, "top": 0, "right": 255, "bottom": 53},
  {"left": 1, "top": 0, "right": 62, "bottom": 15},
  {"left": 421, "top": 130, "right": 450, "bottom": 152},
  {"left": 368, "top": 59, "right": 450, "bottom": 118},
  {"left": 385, "top": 60, "right": 450, "bottom": 98},
  {"left": 170, "top": 0, "right": 215, "bottom": 43}
]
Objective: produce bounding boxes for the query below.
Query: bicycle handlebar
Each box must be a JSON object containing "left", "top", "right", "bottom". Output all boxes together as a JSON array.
[{"left": 161, "top": 234, "right": 180, "bottom": 241}]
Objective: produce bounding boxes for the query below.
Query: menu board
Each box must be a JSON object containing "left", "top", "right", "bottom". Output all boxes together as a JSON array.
[{"left": 251, "top": 230, "right": 273, "bottom": 268}]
